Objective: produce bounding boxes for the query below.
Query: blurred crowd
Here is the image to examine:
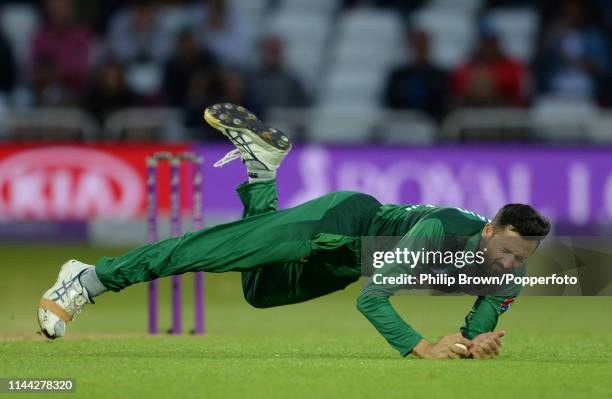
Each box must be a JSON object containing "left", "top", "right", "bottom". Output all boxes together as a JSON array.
[
  {"left": 383, "top": 0, "right": 612, "bottom": 120},
  {"left": 0, "top": 0, "right": 611, "bottom": 140}
]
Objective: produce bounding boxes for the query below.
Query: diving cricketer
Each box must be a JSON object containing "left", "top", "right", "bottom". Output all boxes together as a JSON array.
[{"left": 37, "top": 103, "right": 550, "bottom": 360}]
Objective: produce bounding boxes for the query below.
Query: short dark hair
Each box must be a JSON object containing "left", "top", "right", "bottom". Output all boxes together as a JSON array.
[{"left": 492, "top": 204, "right": 550, "bottom": 238}]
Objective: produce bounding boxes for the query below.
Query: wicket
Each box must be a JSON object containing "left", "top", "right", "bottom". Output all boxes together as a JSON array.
[{"left": 146, "top": 151, "right": 205, "bottom": 335}]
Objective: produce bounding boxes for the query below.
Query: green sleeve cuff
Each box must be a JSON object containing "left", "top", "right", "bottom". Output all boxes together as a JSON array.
[{"left": 461, "top": 296, "right": 515, "bottom": 339}]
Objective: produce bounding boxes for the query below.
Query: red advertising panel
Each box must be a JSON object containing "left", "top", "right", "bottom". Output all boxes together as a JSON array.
[{"left": 0, "top": 143, "right": 189, "bottom": 220}]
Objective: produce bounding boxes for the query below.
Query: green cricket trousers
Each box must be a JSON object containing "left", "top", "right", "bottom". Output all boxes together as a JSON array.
[{"left": 95, "top": 179, "right": 382, "bottom": 308}]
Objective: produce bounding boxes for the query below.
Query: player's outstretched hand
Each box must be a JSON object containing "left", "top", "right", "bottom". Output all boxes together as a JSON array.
[
  {"left": 412, "top": 334, "right": 473, "bottom": 359},
  {"left": 469, "top": 331, "right": 505, "bottom": 359}
]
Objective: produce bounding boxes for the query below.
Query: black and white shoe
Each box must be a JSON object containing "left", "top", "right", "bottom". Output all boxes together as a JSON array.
[{"left": 203, "top": 103, "right": 291, "bottom": 176}]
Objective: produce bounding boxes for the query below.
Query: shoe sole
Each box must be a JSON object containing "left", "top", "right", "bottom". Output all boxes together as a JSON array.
[{"left": 203, "top": 103, "right": 291, "bottom": 152}]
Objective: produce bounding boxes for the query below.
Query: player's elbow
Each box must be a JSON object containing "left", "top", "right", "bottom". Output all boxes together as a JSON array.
[
  {"left": 356, "top": 292, "right": 370, "bottom": 315},
  {"left": 356, "top": 291, "right": 388, "bottom": 315}
]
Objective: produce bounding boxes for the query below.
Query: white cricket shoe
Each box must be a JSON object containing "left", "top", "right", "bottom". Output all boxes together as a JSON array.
[
  {"left": 203, "top": 103, "right": 291, "bottom": 174},
  {"left": 37, "top": 259, "right": 93, "bottom": 339}
]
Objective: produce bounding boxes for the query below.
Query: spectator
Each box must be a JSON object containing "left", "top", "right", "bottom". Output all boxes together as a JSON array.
[
  {"left": 384, "top": 30, "right": 448, "bottom": 120},
  {"left": 185, "top": 69, "right": 253, "bottom": 137},
  {"left": 30, "top": 58, "right": 75, "bottom": 106},
  {"left": 85, "top": 61, "right": 138, "bottom": 122},
  {"left": 451, "top": 24, "right": 527, "bottom": 107},
  {"left": 0, "top": 33, "right": 17, "bottom": 94},
  {"left": 31, "top": 0, "right": 94, "bottom": 95},
  {"left": 107, "top": 1, "right": 175, "bottom": 64},
  {"left": 163, "top": 30, "right": 217, "bottom": 107},
  {"left": 189, "top": 0, "right": 252, "bottom": 67},
  {"left": 247, "top": 35, "right": 309, "bottom": 115},
  {"left": 535, "top": 0, "right": 610, "bottom": 102}
]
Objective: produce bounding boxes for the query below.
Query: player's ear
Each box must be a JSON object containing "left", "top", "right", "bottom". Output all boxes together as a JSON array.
[{"left": 482, "top": 223, "right": 494, "bottom": 238}]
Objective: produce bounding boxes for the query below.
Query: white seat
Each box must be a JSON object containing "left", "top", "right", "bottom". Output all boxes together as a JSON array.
[
  {"left": 333, "top": 38, "right": 401, "bottom": 68},
  {"left": 6, "top": 107, "right": 99, "bottom": 140},
  {"left": 379, "top": 111, "right": 436, "bottom": 144},
  {"left": 429, "top": 0, "right": 483, "bottom": 12},
  {"left": 411, "top": 9, "right": 475, "bottom": 68},
  {"left": 487, "top": 8, "right": 538, "bottom": 61},
  {"left": 338, "top": 9, "right": 403, "bottom": 44},
  {"left": 588, "top": 112, "right": 612, "bottom": 144},
  {"left": 267, "top": 11, "right": 330, "bottom": 43},
  {"left": 307, "top": 106, "right": 379, "bottom": 143},
  {"left": 412, "top": 8, "right": 474, "bottom": 36},
  {"left": 488, "top": 8, "right": 538, "bottom": 38},
  {"left": 531, "top": 96, "right": 598, "bottom": 142},
  {"left": 441, "top": 108, "right": 531, "bottom": 141},
  {"left": 280, "top": 0, "right": 340, "bottom": 15},
  {"left": 284, "top": 42, "right": 325, "bottom": 92},
  {"left": 320, "top": 69, "right": 386, "bottom": 106},
  {"left": 0, "top": 4, "right": 40, "bottom": 66},
  {"left": 229, "top": 0, "right": 269, "bottom": 18},
  {"left": 265, "top": 12, "right": 330, "bottom": 91},
  {"left": 104, "top": 108, "right": 186, "bottom": 141}
]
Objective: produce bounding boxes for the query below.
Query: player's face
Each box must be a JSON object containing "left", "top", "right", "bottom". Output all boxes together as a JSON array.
[{"left": 479, "top": 225, "right": 539, "bottom": 274}]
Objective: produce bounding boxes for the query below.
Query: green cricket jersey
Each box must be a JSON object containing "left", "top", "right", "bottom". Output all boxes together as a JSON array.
[{"left": 359, "top": 204, "right": 518, "bottom": 356}]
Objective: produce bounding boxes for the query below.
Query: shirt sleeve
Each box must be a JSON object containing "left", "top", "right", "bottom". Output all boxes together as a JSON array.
[
  {"left": 357, "top": 218, "right": 445, "bottom": 356},
  {"left": 460, "top": 295, "right": 516, "bottom": 339},
  {"left": 460, "top": 263, "right": 524, "bottom": 338}
]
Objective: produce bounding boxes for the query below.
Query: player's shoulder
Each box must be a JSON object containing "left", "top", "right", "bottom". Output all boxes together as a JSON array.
[
  {"left": 430, "top": 206, "right": 490, "bottom": 222},
  {"left": 421, "top": 206, "right": 490, "bottom": 234}
]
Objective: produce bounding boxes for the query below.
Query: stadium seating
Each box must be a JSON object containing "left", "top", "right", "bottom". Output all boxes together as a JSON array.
[
  {"left": 318, "top": 8, "right": 403, "bottom": 111},
  {"left": 0, "top": 0, "right": 610, "bottom": 145},
  {"left": 531, "top": 96, "right": 598, "bottom": 142},
  {"left": 588, "top": 111, "right": 612, "bottom": 144},
  {"left": 0, "top": 4, "right": 40, "bottom": 68},
  {"left": 5, "top": 108, "right": 98, "bottom": 141},
  {"left": 320, "top": 68, "right": 387, "bottom": 108},
  {"left": 307, "top": 105, "right": 380, "bottom": 143},
  {"left": 411, "top": 7, "right": 476, "bottom": 68},
  {"left": 441, "top": 108, "right": 532, "bottom": 142},
  {"left": 486, "top": 7, "right": 538, "bottom": 61},
  {"left": 266, "top": 9, "right": 332, "bottom": 93},
  {"left": 429, "top": 0, "right": 483, "bottom": 12},
  {"left": 377, "top": 111, "right": 436, "bottom": 144},
  {"left": 104, "top": 108, "right": 186, "bottom": 141},
  {"left": 280, "top": 0, "right": 340, "bottom": 15}
]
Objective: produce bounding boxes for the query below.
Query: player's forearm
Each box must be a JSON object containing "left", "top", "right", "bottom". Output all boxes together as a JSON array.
[
  {"left": 461, "top": 296, "right": 511, "bottom": 339},
  {"left": 356, "top": 294, "right": 424, "bottom": 356}
]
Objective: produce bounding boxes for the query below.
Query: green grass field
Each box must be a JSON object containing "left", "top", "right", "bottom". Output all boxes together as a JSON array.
[{"left": 2, "top": 245, "right": 612, "bottom": 399}]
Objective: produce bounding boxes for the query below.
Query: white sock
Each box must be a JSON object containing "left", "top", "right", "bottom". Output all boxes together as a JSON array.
[
  {"left": 248, "top": 170, "right": 276, "bottom": 183},
  {"left": 78, "top": 266, "right": 108, "bottom": 299}
]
